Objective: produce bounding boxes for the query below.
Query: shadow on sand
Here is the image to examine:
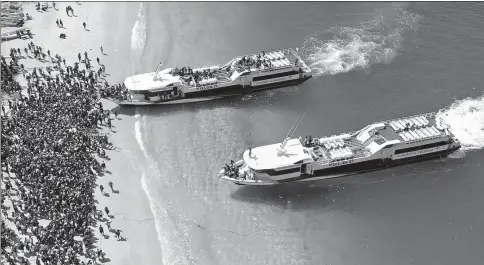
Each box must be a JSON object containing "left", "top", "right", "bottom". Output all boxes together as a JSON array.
[{"left": 100, "top": 257, "right": 111, "bottom": 263}]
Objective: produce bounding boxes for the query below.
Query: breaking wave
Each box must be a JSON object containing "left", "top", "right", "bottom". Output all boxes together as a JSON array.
[
  {"left": 300, "top": 3, "right": 421, "bottom": 75},
  {"left": 134, "top": 112, "right": 171, "bottom": 265},
  {"left": 131, "top": 3, "right": 148, "bottom": 55},
  {"left": 437, "top": 95, "right": 484, "bottom": 151},
  {"left": 135, "top": 111, "right": 190, "bottom": 265}
]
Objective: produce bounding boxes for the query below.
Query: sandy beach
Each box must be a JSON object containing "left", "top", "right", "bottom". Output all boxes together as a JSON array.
[{"left": 2, "top": 2, "right": 162, "bottom": 264}]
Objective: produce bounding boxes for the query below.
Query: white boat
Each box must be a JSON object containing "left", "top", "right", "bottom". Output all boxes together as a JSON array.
[
  {"left": 219, "top": 112, "right": 462, "bottom": 185},
  {"left": 113, "top": 48, "right": 312, "bottom": 106}
]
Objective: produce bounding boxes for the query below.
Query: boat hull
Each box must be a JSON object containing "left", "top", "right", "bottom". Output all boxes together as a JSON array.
[
  {"left": 221, "top": 146, "right": 461, "bottom": 186},
  {"left": 114, "top": 75, "right": 311, "bottom": 106},
  {"left": 117, "top": 96, "right": 224, "bottom": 106}
]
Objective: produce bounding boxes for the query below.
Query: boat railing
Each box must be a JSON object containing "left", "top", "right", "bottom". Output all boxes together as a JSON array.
[
  {"left": 187, "top": 78, "right": 220, "bottom": 89},
  {"left": 285, "top": 48, "right": 312, "bottom": 73},
  {"left": 255, "top": 63, "right": 293, "bottom": 73},
  {"left": 227, "top": 48, "right": 312, "bottom": 74},
  {"left": 316, "top": 150, "right": 368, "bottom": 166},
  {"left": 235, "top": 48, "right": 297, "bottom": 62},
  {"left": 381, "top": 112, "right": 436, "bottom": 125},
  {"left": 400, "top": 133, "right": 448, "bottom": 145}
]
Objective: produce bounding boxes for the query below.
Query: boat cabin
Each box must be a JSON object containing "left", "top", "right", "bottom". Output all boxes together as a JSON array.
[{"left": 243, "top": 138, "right": 314, "bottom": 179}]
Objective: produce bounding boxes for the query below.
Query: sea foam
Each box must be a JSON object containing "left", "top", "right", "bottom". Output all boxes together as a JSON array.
[
  {"left": 134, "top": 113, "right": 165, "bottom": 264},
  {"left": 300, "top": 3, "right": 421, "bottom": 76},
  {"left": 135, "top": 111, "right": 191, "bottom": 265},
  {"left": 131, "top": 3, "right": 148, "bottom": 55},
  {"left": 130, "top": 4, "right": 188, "bottom": 264},
  {"left": 437, "top": 94, "right": 484, "bottom": 151}
]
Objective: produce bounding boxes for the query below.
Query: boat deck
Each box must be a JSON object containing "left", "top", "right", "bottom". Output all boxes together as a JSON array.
[
  {"left": 305, "top": 113, "right": 446, "bottom": 164},
  {"left": 244, "top": 138, "right": 312, "bottom": 171},
  {"left": 379, "top": 113, "right": 445, "bottom": 143}
]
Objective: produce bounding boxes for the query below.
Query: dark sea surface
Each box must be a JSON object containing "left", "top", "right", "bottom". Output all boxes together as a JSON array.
[{"left": 116, "top": 2, "right": 484, "bottom": 265}]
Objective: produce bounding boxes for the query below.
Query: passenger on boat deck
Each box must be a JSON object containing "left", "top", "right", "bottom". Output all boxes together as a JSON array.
[
  {"left": 237, "top": 53, "right": 273, "bottom": 70},
  {"left": 303, "top": 135, "right": 313, "bottom": 147},
  {"left": 224, "top": 161, "right": 240, "bottom": 179},
  {"left": 170, "top": 66, "right": 217, "bottom": 86}
]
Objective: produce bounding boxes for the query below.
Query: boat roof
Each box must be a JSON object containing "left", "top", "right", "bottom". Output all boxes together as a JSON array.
[
  {"left": 124, "top": 68, "right": 181, "bottom": 92},
  {"left": 377, "top": 113, "right": 450, "bottom": 143},
  {"left": 306, "top": 113, "right": 450, "bottom": 164},
  {"left": 244, "top": 138, "right": 312, "bottom": 171}
]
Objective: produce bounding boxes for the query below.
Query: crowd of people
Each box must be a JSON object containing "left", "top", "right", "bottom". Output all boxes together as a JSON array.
[
  {"left": 1, "top": 53, "right": 22, "bottom": 95},
  {"left": 171, "top": 66, "right": 218, "bottom": 86},
  {"left": 100, "top": 83, "right": 127, "bottom": 102},
  {"left": 1, "top": 3, "right": 125, "bottom": 264},
  {"left": 223, "top": 160, "right": 240, "bottom": 179}
]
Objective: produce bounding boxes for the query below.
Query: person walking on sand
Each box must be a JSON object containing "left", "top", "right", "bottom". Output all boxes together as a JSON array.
[
  {"left": 108, "top": 181, "right": 114, "bottom": 192},
  {"left": 83, "top": 22, "right": 87, "bottom": 30},
  {"left": 99, "top": 225, "right": 104, "bottom": 235},
  {"left": 56, "top": 19, "right": 59, "bottom": 27},
  {"left": 96, "top": 57, "right": 100, "bottom": 64},
  {"left": 100, "top": 46, "right": 104, "bottom": 55},
  {"left": 115, "top": 229, "right": 122, "bottom": 239},
  {"left": 78, "top": 52, "right": 81, "bottom": 62},
  {"left": 104, "top": 207, "right": 110, "bottom": 216},
  {"left": 99, "top": 185, "right": 104, "bottom": 195},
  {"left": 59, "top": 19, "right": 63, "bottom": 28}
]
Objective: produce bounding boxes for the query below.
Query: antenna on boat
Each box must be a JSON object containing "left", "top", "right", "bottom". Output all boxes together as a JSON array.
[
  {"left": 279, "top": 108, "right": 308, "bottom": 153},
  {"left": 153, "top": 62, "right": 162, "bottom": 81}
]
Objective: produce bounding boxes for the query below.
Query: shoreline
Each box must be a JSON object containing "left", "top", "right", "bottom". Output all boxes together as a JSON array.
[{"left": 1, "top": 2, "right": 162, "bottom": 265}]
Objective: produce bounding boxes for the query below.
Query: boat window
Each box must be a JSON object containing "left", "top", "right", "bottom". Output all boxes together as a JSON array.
[
  {"left": 252, "top": 167, "right": 300, "bottom": 175},
  {"left": 240, "top": 71, "right": 251, "bottom": 77},
  {"left": 394, "top": 141, "right": 448, "bottom": 154},
  {"left": 132, "top": 90, "right": 149, "bottom": 95},
  {"left": 252, "top": 70, "right": 299, "bottom": 81}
]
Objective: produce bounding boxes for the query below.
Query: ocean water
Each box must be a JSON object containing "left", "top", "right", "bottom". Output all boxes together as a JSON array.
[{"left": 122, "top": 2, "right": 484, "bottom": 265}]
